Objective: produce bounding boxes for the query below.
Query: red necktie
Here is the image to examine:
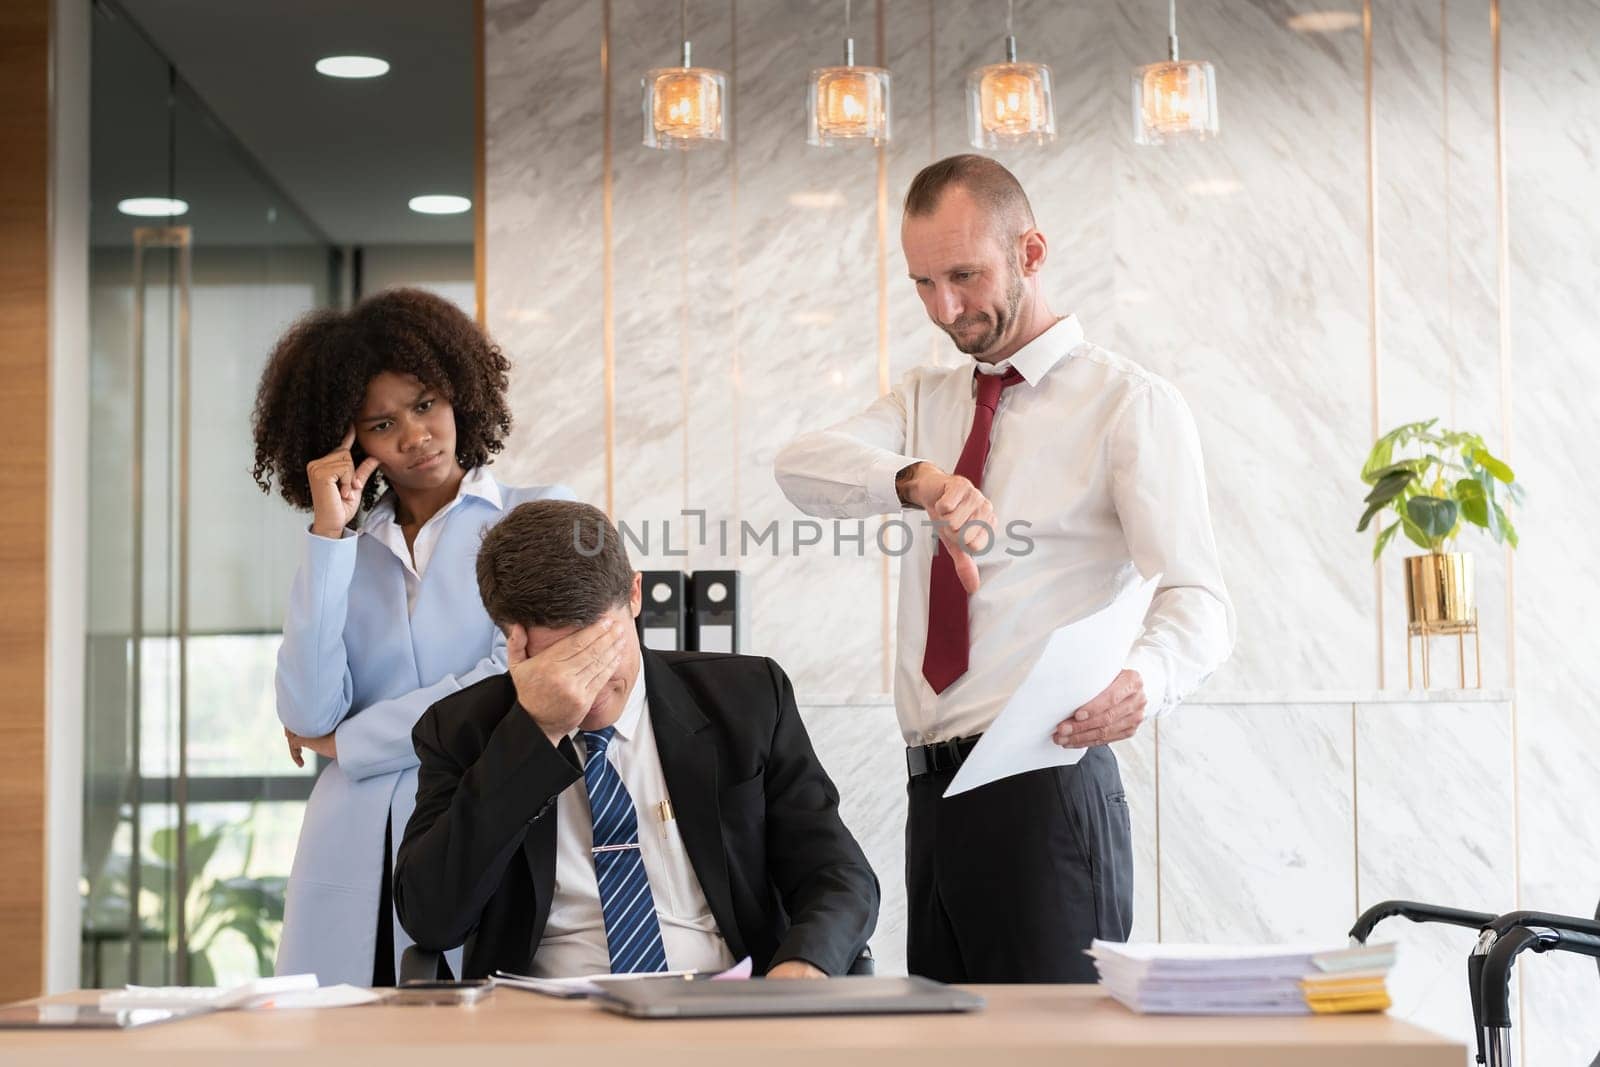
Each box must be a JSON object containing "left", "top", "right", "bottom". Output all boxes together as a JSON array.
[{"left": 921, "top": 366, "right": 1025, "bottom": 695}]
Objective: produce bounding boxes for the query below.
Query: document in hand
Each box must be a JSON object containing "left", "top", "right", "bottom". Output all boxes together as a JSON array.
[
  {"left": 944, "top": 574, "right": 1160, "bottom": 799},
  {"left": 1088, "top": 940, "right": 1397, "bottom": 1016}
]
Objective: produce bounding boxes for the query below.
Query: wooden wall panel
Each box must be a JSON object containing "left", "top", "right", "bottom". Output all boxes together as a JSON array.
[{"left": 0, "top": 0, "right": 52, "bottom": 1003}]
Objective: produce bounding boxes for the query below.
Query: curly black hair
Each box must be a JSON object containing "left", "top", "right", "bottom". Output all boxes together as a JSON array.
[{"left": 250, "top": 287, "right": 512, "bottom": 513}]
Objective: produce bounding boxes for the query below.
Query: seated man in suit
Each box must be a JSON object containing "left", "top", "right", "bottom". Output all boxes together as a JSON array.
[{"left": 394, "top": 499, "right": 879, "bottom": 978}]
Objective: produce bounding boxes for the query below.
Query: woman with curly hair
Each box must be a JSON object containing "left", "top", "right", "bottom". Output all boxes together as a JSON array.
[{"left": 251, "top": 287, "right": 573, "bottom": 985}]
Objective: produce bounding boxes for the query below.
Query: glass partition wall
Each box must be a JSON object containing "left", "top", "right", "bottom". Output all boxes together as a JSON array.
[{"left": 84, "top": 0, "right": 338, "bottom": 987}]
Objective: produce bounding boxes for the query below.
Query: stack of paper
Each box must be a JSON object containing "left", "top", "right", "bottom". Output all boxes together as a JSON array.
[{"left": 1088, "top": 940, "right": 1396, "bottom": 1016}]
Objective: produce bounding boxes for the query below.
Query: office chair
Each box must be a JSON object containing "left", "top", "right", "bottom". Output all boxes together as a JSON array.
[
  {"left": 398, "top": 944, "right": 876, "bottom": 983},
  {"left": 1350, "top": 897, "right": 1600, "bottom": 1067}
]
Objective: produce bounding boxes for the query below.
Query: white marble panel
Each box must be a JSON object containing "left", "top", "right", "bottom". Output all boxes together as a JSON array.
[
  {"left": 607, "top": 1, "right": 741, "bottom": 572},
  {"left": 485, "top": 0, "right": 608, "bottom": 505},
  {"left": 1157, "top": 703, "right": 1356, "bottom": 944},
  {"left": 681, "top": 6, "right": 741, "bottom": 575},
  {"left": 798, "top": 702, "right": 909, "bottom": 975},
  {"left": 1110, "top": 1, "right": 1375, "bottom": 694},
  {"left": 728, "top": 0, "right": 886, "bottom": 696},
  {"left": 1355, "top": 700, "right": 1516, "bottom": 1049},
  {"left": 1374, "top": 0, "right": 1511, "bottom": 693},
  {"left": 608, "top": 0, "right": 692, "bottom": 567},
  {"left": 1505, "top": 3, "right": 1600, "bottom": 1062}
]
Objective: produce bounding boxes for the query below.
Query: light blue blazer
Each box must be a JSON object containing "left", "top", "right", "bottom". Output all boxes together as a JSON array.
[{"left": 273, "top": 476, "right": 575, "bottom": 985}]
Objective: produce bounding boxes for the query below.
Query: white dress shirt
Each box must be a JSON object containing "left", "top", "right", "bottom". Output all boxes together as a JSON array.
[
  {"left": 359, "top": 465, "right": 502, "bottom": 615},
  {"left": 775, "top": 314, "right": 1235, "bottom": 745},
  {"left": 532, "top": 652, "right": 738, "bottom": 977}
]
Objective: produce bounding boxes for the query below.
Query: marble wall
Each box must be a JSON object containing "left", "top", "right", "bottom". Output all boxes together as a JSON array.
[
  {"left": 485, "top": 0, "right": 1600, "bottom": 1059},
  {"left": 1505, "top": 4, "right": 1600, "bottom": 1062}
]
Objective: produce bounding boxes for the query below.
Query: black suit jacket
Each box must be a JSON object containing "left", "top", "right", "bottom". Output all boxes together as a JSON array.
[{"left": 393, "top": 649, "right": 879, "bottom": 977}]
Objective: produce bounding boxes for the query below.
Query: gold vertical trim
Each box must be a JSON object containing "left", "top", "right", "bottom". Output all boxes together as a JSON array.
[
  {"left": 1363, "top": 0, "right": 1385, "bottom": 689},
  {"left": 473, "top": 0, "right": 487, "bottom": 328},
  {"left": 729, "top": 0, "right": 741, "bottom": 526},
  {"left": 1440, "top": 0, "right": 1457, "bottom": 426},
  {"left": 876, "top": 0, "right": 893, "bottom": 692},
  {"left": 1153, "top": 718, "right": 1163, "bottom": 942},
  {"left": 1490, "top": 0, "right": 1520, "bottom": 899},
  {"left": 1489, "top": 0, "right": 1524, "bottom": 1054},
  {"left": 1490, "top": 1, "right": 1517, "bottom": 697},
  {"left": 927, "top": 0, "right": 937, "bottom": 159},
  {"left": 1351, "top": 704, "right": 1362, "bottom": 914},
  {"left": 927, "top": 0, "right": 940, "bottom": 368},
  {"left": 601, "top": 0, "right": 616, "bottom": 518},
  {"left": 680, "top": 152, "right": 692, "bottom": 517}
]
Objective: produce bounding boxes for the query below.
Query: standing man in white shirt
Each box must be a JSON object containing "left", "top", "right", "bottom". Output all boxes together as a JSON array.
[{"left": 774, "top": 154, "right": 1234, "bottom": 982}]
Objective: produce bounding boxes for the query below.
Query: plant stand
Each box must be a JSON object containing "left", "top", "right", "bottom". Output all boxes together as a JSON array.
[{"left": 1406, "top": 618, "right": 1482, "bottom": 689}]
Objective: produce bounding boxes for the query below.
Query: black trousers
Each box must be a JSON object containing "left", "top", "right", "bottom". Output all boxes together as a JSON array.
[{"left": 905, "top": 745, "right": 1133, "bottom": 983}]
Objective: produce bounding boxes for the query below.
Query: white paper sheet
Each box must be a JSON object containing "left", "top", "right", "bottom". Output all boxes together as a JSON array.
[
  {"left": 98, "top": 973, "right": 320, "bottom": 1012},
  {"left": 261, "top": 984, "right": 385, "bottom": 1010},
  {"left": 944, "top": 575, "right": 1159, "bottom": 798}
]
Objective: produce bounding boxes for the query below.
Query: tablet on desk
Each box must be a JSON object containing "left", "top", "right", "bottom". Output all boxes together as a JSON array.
[
  {"left": 597, "top": 976, "right": 985, "bottom": 1019},
  {"left": 0, "top": 1003, "right": 206, "bottom": 1030}
]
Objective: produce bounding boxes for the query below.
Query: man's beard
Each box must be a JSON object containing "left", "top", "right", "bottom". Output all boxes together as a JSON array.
[{"left": 942, "top": 265, "right": 1026, "bottom": 356}]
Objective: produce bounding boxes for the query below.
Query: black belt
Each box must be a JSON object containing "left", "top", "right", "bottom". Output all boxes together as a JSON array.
[{"left": 906, "top": 735, "right": 982, "bottom": 778}]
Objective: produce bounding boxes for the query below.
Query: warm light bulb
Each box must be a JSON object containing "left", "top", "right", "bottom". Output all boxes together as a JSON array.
[
  {"left": 982, "top": 70, "right": 1039, "bottom": 131},
  {"left": 966, "top": 61, "right": 1055, "bottom": 147},
  {"left": 657, "top": 73, "right": 708, "bottom": 129},
  {"left": 1132, "top": 60, "right": 1219, "bottom": 144},
  {"left": 643, "top": 64, "right": 727, "bottom": 148},
  {"left": 807, "top": 65, "right": 891, "bottom": 147}
]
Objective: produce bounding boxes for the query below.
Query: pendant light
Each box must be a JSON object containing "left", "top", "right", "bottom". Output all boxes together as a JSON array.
[
  {"left": 1132, "top": 0, "right": 1219, "bottom": 145},
  {"left": 966, "top": 0, "right": 1055, "bottom": 149},
  {"left": 807, "top": 0, "right": 892, "bottom": 148},
  {"left": 642, "top": 0, "right": 728, "bottom": 150}
]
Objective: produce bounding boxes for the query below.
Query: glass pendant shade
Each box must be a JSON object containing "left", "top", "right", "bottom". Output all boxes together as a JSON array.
[
  {"left": 807, "top": 46, "right": 891, "bottom": 147},
  {"left": 643, "top": 43, "right": 727, "bottom": 149},
  {"left": 965, "top": 37, "right": 1055, "bottom": 149},
  {"left": 1132, "top": 58, "right": 1218, "bottom": 144}
]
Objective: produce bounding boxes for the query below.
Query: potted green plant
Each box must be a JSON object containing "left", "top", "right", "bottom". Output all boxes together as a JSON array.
[{"left": 1357, "top": 418, "right": 1523, "bottom": 638}]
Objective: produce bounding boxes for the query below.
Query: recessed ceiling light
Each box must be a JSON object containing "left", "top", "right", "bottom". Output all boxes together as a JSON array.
[
  {"left": 1287, "top": 11, "right": 1362, "bottom": 33},
  {"left": 315, "top": 55, "right": 390, "bottom": 79},
  {"left": 408, "top": 195, "right": 472, "bottom": 215},
  {"left": 117, "top": 197, "right": 189, "bottom": 217}
]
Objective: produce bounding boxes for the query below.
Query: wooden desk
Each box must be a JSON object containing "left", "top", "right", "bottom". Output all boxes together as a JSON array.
[{"left": 0, "top": 986, "right": 1465, "bottom": 1066}]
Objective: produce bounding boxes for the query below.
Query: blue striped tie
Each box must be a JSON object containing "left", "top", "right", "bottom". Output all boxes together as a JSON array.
[{"left": 580, "top": 727, "right": 668, "bottom": 974}]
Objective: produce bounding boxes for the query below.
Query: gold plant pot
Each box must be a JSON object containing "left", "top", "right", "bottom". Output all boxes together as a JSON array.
[{"left": 1403, "top": 552, "right": 1476, "bottom": 633}]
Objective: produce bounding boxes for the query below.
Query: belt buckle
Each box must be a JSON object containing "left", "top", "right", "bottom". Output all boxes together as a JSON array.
[{"left": 937, "top": 737, "right": 963, "bottom": 771}]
